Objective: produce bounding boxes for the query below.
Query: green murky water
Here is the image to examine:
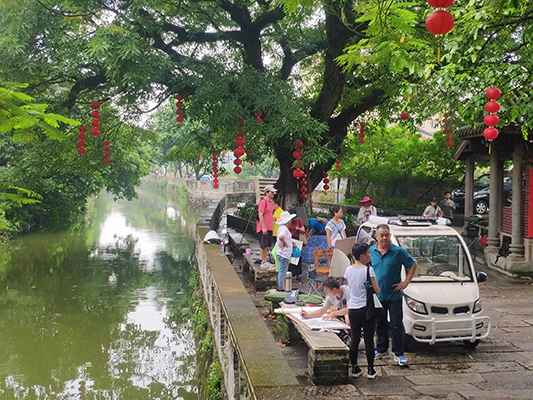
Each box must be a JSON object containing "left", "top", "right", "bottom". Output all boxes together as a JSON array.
[{"left": 0, "top": 188, "right": 199, "bottom": 399}]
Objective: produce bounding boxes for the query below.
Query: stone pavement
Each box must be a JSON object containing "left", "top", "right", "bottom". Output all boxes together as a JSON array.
[{"left": 225, "top": 217, "right": 533, "bottom": 399}]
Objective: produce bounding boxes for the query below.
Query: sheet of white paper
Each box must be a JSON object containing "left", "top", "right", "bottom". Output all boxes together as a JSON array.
[{"left": 287, "top": 311, "right": 348, "bottom": 331}]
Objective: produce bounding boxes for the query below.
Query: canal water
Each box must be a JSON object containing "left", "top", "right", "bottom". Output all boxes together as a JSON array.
[{"left": 0, "top": 186, "right": 200, "bottom": 399}]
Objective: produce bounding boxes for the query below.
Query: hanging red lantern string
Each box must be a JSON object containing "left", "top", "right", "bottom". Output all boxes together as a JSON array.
[
  {"left": 103, "top": 139, "right": 111, "bottom": 165},
  {"left": 299, "top": 172, "right": 308, "bottom": 200},
  {"left": 255, "top": 109, "right": 262, "bottom": 123},
  {"left": 425, "top": 0, "right": 455, "bottom": 63},
  {"left": 442, "top": 113, "right": 454, "bottom": 147},
  {"left": 234, "top": 120, "right": 245, "bottom": 174},
  {"left": 77, "top": 126, "right": 87, "bottom": 155},
  {"left": 293, "top": 140, "right": 304, "bottom": 187},
  {"left": 322, "top": 171, "right": 330, "bottom": 191},
  {"left": 175, "top": 94, "right": 184, "bottom": 123},
  {"left": 90, "top": 101, "right": 101, "bottom": 137},
  {"left": 483, "top": 87, "right": 501, "bottom": 144},
  {"left": 359, "top": 122, "right": 366, "bottom": 144},
  {"left": 335, "top": 158, "right": 341, "bottom": 169},
  {"left": 212, "top": 152, "right": 219, "bottom": 189}
]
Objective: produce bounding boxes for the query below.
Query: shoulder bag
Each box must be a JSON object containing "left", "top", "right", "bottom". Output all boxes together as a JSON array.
[{"left": 365, "top": 265, "right": 382, "bottom": 320}]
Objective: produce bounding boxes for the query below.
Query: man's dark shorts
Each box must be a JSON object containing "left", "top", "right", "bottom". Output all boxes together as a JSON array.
[{"left": 259, "top": 231, "right": 273, "bottom": 249}]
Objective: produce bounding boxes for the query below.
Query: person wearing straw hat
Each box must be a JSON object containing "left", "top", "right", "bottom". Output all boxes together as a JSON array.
[
  {"left": 357, "top": 196, "right": 377, "bottom": 224},
  {"left": 275, "top": 211, "right": 296, "bottom": 291}
]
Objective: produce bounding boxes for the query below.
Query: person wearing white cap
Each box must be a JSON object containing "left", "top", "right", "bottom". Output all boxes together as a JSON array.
[
  {"left": 257, "top": 185, "right": 277, "bottom": 267},
  {"left": 275, "top": 211, "right": 296, "bottom": 290}
]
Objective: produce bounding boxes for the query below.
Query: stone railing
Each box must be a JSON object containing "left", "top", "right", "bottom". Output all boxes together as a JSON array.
[{"left": 196, "top": 195, "right": 304, "bottom": 400}]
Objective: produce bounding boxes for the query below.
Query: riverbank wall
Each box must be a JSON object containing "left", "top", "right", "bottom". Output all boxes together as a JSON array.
[{"left": 195, "top": 193, "right": 304, "bottom": 400}]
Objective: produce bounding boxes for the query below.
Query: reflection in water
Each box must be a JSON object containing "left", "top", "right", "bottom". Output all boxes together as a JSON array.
[{"left": 0, "top": 189, "right": 199, "bottom": 399}]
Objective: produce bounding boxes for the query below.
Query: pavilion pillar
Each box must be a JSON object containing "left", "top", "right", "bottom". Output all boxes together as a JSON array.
[
  {"left": 487, "top": 148, "right": 500, "bottom": 250},
  {"left": 509, "top": 139, "right": 524, "bottom": 260},
  {"left": 464, "top": 155, "right": 474, "bottom": 219}
]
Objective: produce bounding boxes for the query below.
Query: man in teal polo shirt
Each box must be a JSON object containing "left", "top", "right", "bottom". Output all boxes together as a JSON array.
[{"left": 370, "top": 224, "right": 417, "bottom": 366}]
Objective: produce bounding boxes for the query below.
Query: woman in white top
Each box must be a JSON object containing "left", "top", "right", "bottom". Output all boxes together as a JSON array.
[
  {"left": 344, "top": 243, "right": 380, "bottom": 379},
  {"left": 326, "top": 205, "right": 346, "bottom": 249},
  {"left": 357, "top": 196, "right": 377, "bottom": 224},
  {"left": 423, "top": 197, "right": 444, "bottom": 218}
]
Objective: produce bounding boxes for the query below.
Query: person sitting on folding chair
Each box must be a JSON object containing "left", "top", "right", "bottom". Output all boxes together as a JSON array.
[{"left": 301, "top": 277, "right": 349, "bottom": 324}]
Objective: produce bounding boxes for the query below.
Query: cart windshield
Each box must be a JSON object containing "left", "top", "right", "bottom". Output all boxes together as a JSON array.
[{"left": 396, "top": 235, "right": 474, "bottom": 282}]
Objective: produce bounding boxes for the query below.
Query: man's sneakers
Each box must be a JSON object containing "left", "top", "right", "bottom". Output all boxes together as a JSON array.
[
  {"left": 374, "top": 350, "right": 390, "bottom": 359},
  {"left": 261, "top": 261, "right": 274, "bottom": 268},
  {"left": 367, "top": 367, "right": 377, "bottom": 379},
  {"left": 350, "top": 365, "right": 363, "bottom": 378},
  {"left": 394, "top": 354, "right": 408, "bottom": 366}
]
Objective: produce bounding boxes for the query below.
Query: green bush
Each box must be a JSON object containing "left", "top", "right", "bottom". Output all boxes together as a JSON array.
[
  {"left": 235, "top": 201, "right": 258, "bottom": 220},
  {"left": 205, "top": 363, "right": 224, "bottom": 400}
]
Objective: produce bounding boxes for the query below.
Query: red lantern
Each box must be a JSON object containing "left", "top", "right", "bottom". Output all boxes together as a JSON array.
[
  {"left": 300, "top": 186, "right": 308, "bottom": 193},
  {"left": 293, "top": 150, "right": 303, "bottom": 159},
  {"left": 176, "top": 116, "right": 184, "bottom": 123},
  {"left": 91, "top": 128, "right": 101, "bottom": 136},
  {"left": 77, "top": 148, "right": 86, "bottom": 155},
  {"left": 78, "top": 126, "right": 87, "bottom": 133},
  {"left": 323, "top": 178, "right": 329, "bottom": 184},
  {"left": 359, "top": 139, "right": 365, "bottom": 144},
  {"left": 483, "top": 127, "right": 499, "bottom": 141},
  {"left": 234, "top": 166, "right": 242, "bottom": 174},
  {"left": 401, "top": 112, "right": 409, "bottom": 120},
  {"left": 485, "top": 101, "right": 500, "bottom": 114},
  {"left": 322, "top": 172, "right": 328, "bottom": 178},
  {"left": 103, "top": 140, "right": 110, "bottom": 146},
  {"left": 103, "top": 152, "right": 111, "bottom": 158},
  {"left": 77, "top": 140, "right": 86, "bottom": 147},
  {"left": 300, "top": 180, "right": 307, "bottom": 186},
  {"left": 91, "top": 101, "right": 101, "bottom": 109},
  {"left": 235, "top": 138, "right": 246, "bottom": 147},
  {"left": 175, "top": 94, "right": 183, "bottom": 100},
  {"left": 213, "top": 167, "right": 219, "bottom": 173},
  {"left": 213, "top": 178, "right": 219, "bottom": 184},
  {"left": 256, "top": 117, "right": 262, "bottom": 123},
  {"left": 323, "top": 184, "right": 330, "bottom": 190},
  {"left": 484, "top": 114, "right": 500, "bottom": 127},
  {"left": 214, "top": 174, "right": 219, "bottom": 178},
  {"left": 359, "top": 133, "right": 365, "bottom": 138},
  {"left": 335, "top": 164, "right": 340, "bottom": 169},
  {"left": 239, "top": 119, "right": 245, "bottom": 127},
  {"left": 77, "top": 133, "right": 86, "bottom": 140},
  {"left": 104, "top": 146, "right": 111, "bottom": 152},
  {"left": 213, "top": 183, "right": 219, "bottom": 189},
  {"left": 359, "top": 128, "right": 365, "bottom": 134},
  {"left": 425, "top": 10, "right": 454, "bottom": 35},
  {"left": 234, "top": 148, "right": 245, "bottom": 158},
  {"left": 103, "top": 158, "right": 111, "bottom": 164},
  {"left": 300, "top": 193, "right": 308, "bottom": 200},
  {"left": 91, "top": 110, "right": 101, "bottom": 119},
  {"left": 485, "top": 87, "right": 501, "bottom": 100},
  {"left": 234, "top": 159, "right": 242, "bottom": 165},
  {"left": 176, "top": 110, "right": 183, "bottom": 115},
  {"left": 235, "top": 129, "right": 246, "bottom": 138},
  {"left": 176, "top": 101, "right": 183, "bottom": 108},
  {"left": 480, "top": 237, "right": 488, "bottom": 246},
  {"left": 360, "top": 122, "right": 365, "bottom": 128},
  {"left": 427, "top": 0, "right": 454, "bottom": 7},
  {"left": 294, "top": 140, "right": 303, "bottom": 148},
  {"left": 445, "top": 140, "right": 453, "bottom": 147},
  {"left": 91, "top": 119, "right": 101, "bottom": 127},
  {"left": 293, "top": 169, "right": 304, "bottom": 179}
]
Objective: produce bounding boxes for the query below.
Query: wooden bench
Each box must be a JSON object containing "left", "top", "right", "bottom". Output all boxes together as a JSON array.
[{"left": 291, "top": 320, "right": 349, "bottom": 385}]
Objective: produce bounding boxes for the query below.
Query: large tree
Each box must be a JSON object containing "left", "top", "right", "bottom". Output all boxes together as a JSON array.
[{"left": 1, "top": 0, "right": 531, "bottom": 208}]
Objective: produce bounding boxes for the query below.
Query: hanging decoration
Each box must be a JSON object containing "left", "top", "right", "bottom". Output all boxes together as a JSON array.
[
  {"left": 483, "top": 87, "right": 501, "bottom": 143},
  {"left": 234, "top": 119, "right": 245, "bottom": 174},
  {"left": 175, "top": 94, "right": 184, "bottom": 123},
  {"left": 90, "top": 101, "right": 101, "bottom": 137},
  {"left": 77, "top": 126, "right": 87, "bottom": 155},
  {"left": 212, "top": 152, "right": 219, "bottom": 189},
  {"left": 359, "top": 122, "right": 365, "bottom": 144},
  {"left": 322, "top": 171, "right": 330, "bottom": 191},
  {"left": 335, "top": 158, "right": 341, "bottom": 169},
  {"left": 442, "top": 113, "right": 454, "bottom": 147},
  {"left": 425, "top": 0, "right": 455, "bottom": 63},
  {"left": 292, "top": 140, "right": 304, "bottom": 181},
  {"left": 255, "top": 110, "right": 262, "bottom": 123},
  {"left": 400, "top": 112, "right": 409, "bottom": 120},
  {"left": 103, "top": 140, "right": 111, "bottom": 164}
]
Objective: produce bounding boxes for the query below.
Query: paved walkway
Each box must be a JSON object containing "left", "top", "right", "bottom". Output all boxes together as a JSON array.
[{"left": 224, "top": 217, "right": 533, "bottom": 399}]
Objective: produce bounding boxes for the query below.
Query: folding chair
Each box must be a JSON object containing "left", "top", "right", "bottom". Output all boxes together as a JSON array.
[{"left": 306, "top": 267, "right": 325, "bottom": 297}]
